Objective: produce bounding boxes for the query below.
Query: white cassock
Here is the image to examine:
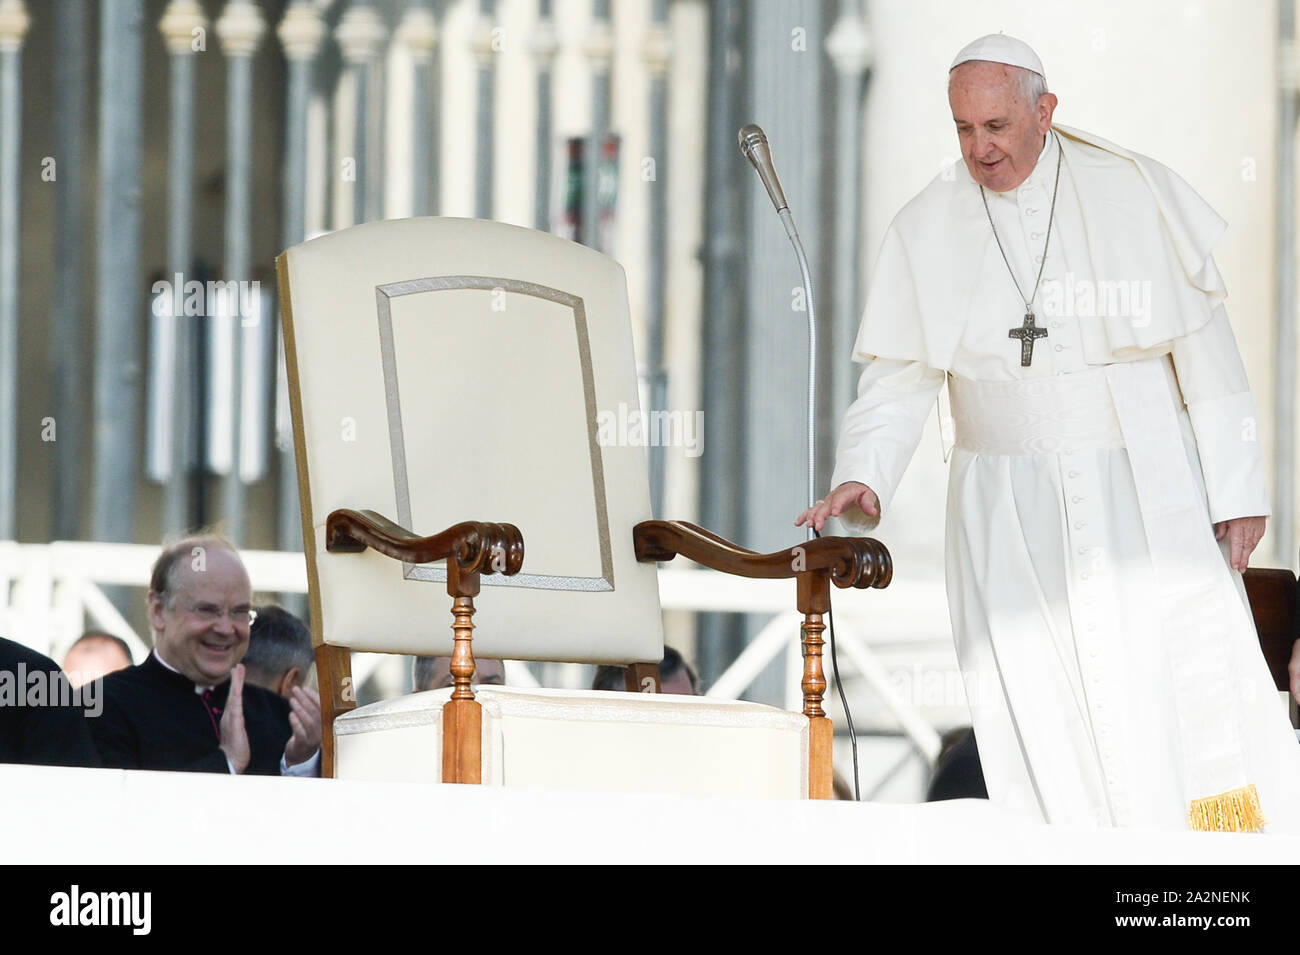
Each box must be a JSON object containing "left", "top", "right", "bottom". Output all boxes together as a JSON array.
[{"left": 831, "top": 125, "right": 1300, "bottom": 832}]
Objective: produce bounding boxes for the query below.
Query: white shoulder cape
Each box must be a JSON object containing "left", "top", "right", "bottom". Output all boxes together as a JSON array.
[{"left": 854, "top": 124, "right": 1229, "bottom": 371}]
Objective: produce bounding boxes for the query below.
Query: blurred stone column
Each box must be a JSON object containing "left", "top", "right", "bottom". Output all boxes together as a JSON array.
[
  {"left": 582, "top": 0, "right": 612, "bottom": 247},
  {"left": 50, "top": 0, "right": 87, "bottom": 542},
  {"left": 275, "top": 0, "right": 325, "bottom": 556},
  {"left": 0, "top": 0, "right": 29, "bottom": 540},
  {"left": 157, "top": 0, "right": 208, "bottom": 537},
  {"left": 279, "top": 0, "right": 323, "bottom": 249},
  {"left": 696, "top": 0, "right": 745, "bottom": 686},
  {"left": 643, "top": 0, "right": 671, "bottom": 515},
  {"left": 91, "top": 0, "right": 145, "bottom": 545},
  {"left": 216, "top": 0, "right": 266, "bottom": 546},
  {"left": 336, "top": 0, "right": 386, "bottom": 225},
  {"left": 398, "top": 0, "right": 438, "bottom": 217},
  {"left": 825, "top": 4, "right": 871, "bottom": 438},
  {"left": 531, "top": 0, "right": 557, "bottom": 230},
  {"left": 471, "top": 0, "right": 496, "bottom": 219}
]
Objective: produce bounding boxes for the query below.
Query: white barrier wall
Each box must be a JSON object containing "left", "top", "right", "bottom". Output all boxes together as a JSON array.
[{"left": 4, "top": 762, "right": 1298, "bottom": 863}]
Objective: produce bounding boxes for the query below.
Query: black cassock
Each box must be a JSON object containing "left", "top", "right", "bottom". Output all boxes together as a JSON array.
[
  {"left": 0, "top": 637, "right": 101, "bottom": 768},
  {"left": 92, "top": 653, "right": 291, "bottom": 775}
]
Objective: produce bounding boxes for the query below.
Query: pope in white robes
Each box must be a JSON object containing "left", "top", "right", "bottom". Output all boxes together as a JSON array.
[{"left": 798, "top": 34, "right": 1300, "bottom": 832}]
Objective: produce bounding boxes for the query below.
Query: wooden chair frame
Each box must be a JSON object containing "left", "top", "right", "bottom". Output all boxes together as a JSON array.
[
  {"left": 318, "top": 509, "right": 524, "bottom": 782},
  {"left": 318, "top": 509, "right": 891, "bottom": 798}
]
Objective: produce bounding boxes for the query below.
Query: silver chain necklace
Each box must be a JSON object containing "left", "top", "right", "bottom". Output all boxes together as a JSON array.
[{"left": 980, "top": 131, "right": 1063, "bottom": 367}]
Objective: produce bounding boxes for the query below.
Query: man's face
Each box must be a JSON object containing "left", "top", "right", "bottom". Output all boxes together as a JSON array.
[
  {"left": 148, "top": 547, "right": 253, "bottom": 686},
  {"left": 63, "top": 638, "right": 132, "bottom": 688},
  {"left": 949, "top": 61, "right": 1057, "bottom": 193}
]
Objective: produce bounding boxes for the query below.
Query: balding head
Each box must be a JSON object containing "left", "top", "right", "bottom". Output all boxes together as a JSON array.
[{"left": 147, "top": 536, "right": 252, "bottom": 685}]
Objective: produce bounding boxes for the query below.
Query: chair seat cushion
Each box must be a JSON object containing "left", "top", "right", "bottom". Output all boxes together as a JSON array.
[{"left": 334, "top": 685, "right": 809, "bottom": 799}]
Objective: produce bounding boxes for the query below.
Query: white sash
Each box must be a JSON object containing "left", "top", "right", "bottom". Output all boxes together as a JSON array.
[{"left": 1104, "top": 358, "right": 1259, "bottom": 829}]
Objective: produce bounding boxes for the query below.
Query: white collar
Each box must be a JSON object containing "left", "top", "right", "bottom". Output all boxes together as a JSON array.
[{"left": 151, "top": 648, "right": 215, "bottom": 693}]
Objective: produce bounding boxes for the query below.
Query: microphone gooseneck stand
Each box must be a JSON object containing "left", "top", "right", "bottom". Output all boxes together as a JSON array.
[
  {"left": 738, "top": 125, "right": 817, "bottom": 538},
  {"left": 738, "top": 124, "right": 862, "bottom": 801}
]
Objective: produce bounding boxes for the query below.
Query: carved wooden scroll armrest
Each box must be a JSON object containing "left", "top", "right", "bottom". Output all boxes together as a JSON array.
[
  {"left": 325, "top": 508, "right": 524, "bottom": 582},
  {"left": 632, "top": 519, "right": 891, "bottom": 591}
]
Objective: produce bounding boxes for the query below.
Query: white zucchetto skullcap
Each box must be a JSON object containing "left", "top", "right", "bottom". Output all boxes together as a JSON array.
[{"left": 950, "top": 33, "right": 1045, "bottom": 80}]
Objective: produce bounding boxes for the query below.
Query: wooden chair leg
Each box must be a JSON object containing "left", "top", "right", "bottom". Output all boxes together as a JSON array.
[
  {"left": 442, "top": 698, "right": 482, "bottom": 784},
  {"left": 315, "top": 644, "right": 355, "bottom": 779},
  {"left": 797, "top": 570, "right": 834, "bottom": 799},
  {"left": 442, "top": 567, "right": 482, "bottom": 784},
  {"left": 624, "top": 662, "right": 662, "bottom": 693},
  {"left": 802, "top": 612, "right": 834, "bottom": 799}
]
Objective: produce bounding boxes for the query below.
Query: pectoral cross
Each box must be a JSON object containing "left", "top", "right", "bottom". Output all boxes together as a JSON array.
[{"left": 1009, "top": 312, "right": 1048, "bottom": 367}]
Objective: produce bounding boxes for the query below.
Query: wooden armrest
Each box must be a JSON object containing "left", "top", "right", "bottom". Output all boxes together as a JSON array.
[
  {"left": 326, "top": 508, "right": 524, "bottom": 578},
  {"left": 633, "top": 519, "right": 891, "bottom": 591}
]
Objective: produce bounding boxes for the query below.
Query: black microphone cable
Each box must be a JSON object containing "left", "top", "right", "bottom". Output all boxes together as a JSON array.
[{"left": 812, "top": 526, "right": 861, "bottom": 801}]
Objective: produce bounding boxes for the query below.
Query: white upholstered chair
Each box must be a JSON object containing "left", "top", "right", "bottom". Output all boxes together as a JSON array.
[{"left": 276, "top": 217, "right": 890, "bottom": 798}]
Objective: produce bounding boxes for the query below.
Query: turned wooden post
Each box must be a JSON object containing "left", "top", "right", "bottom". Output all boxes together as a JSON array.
[
  {"left": 442, "top": 560, "right": 483, "bottom": 784},
  {"left": 797, "top": 569, "right": 834, "bottom": 799}
]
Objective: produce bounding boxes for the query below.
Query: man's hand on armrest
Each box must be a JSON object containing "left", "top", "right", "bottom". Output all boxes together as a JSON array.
[
  {"left": 795, "top": 481, "right": 880, "bottom": 534},
  {"left": 1213, "top": 516, "right": 1266, "bottom": 573}
]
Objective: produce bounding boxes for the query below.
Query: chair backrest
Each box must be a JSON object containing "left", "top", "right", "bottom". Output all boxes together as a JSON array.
[{"left": 278, "top": 217, "right": 663, "bottom": 665}]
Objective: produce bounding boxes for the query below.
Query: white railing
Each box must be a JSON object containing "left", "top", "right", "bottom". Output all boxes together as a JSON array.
[{"left": 0, "top": 540, "right": 950, "bottom": 768}]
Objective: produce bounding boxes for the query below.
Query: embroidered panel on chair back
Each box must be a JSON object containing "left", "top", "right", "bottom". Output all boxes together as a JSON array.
[{"left": 278, "top": 217, "right": 663, "bottom": 664}]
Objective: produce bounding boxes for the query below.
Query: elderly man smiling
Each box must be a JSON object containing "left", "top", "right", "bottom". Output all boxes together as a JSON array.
[
  {"left": 91, "top": 535, "right": 321, "bottom": 776},
  {"left": 799, "top": 34, "right": 1300, "bottom": 832}
]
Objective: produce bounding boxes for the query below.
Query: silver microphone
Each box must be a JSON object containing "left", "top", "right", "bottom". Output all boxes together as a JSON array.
[
  {"left": 738, "top": 123, "right": 817, "bottom": 534},
  {"left": 738, "top": 124, "right": 789, "bottom": 214}
]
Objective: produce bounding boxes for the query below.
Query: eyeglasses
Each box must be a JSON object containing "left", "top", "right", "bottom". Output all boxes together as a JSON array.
[{"left": 186, "top": 603, "right": 257, "bottom": 627}]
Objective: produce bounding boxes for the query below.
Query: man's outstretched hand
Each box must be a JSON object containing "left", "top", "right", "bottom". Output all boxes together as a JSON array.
[
  {"left": 1214, "top": 515, "right": 1266, "bottom": 573},
  {"left": 796, "top": 481, "right": 880, "bottom": 534}
]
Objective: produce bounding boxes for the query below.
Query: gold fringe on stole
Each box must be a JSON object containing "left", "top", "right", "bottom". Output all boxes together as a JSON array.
[{"left": 1187, "top": 784, "right": 1267, "bottom": 833}]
